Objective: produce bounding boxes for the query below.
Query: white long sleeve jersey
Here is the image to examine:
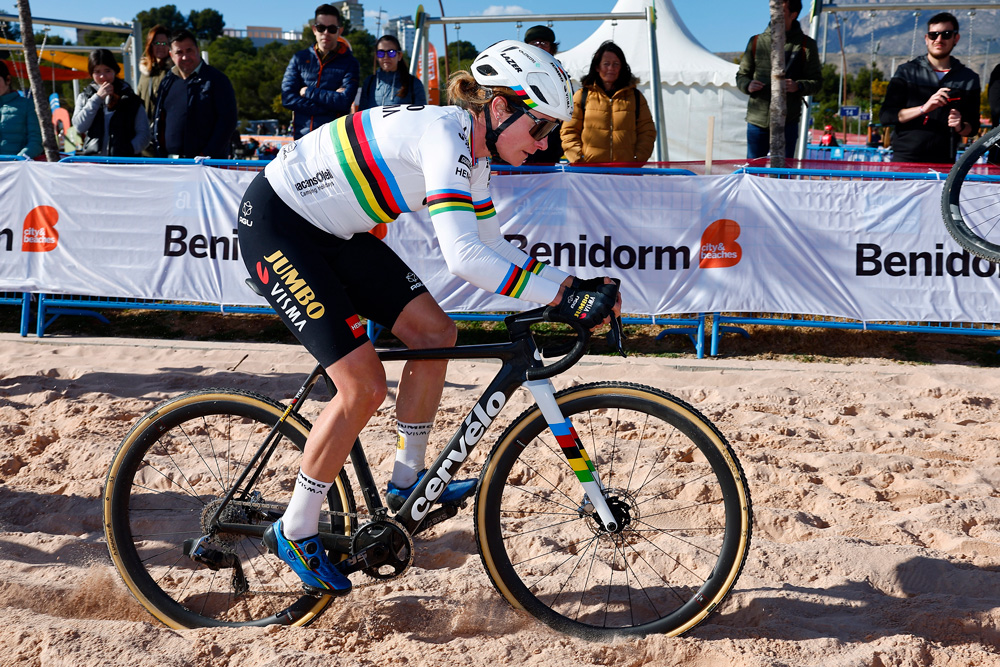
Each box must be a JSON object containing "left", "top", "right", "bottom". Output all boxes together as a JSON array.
[{"left": 264, "top": 104, "right": 569, "bottom": 304}]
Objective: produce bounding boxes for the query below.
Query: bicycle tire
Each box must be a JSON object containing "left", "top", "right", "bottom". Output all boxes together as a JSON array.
[
  {"left": 475, "top": 381, "right": 751, "bottom": 639},
  {"left": 104, "top": 389, "right": 356, "bottom": 629},
  {"left": 941, "top": 124, "right": 1000, "bottom": 262}
]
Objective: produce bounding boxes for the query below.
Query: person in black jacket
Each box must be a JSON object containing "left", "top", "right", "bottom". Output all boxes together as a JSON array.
[
  {"left": 879, "top": 12, "right": 980, "bottom": 164},
  {"left": 152, "top": 29, "right": 238, "bottom": 159}
]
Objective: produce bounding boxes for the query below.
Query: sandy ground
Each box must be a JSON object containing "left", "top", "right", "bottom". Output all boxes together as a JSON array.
[{"left": 2, "top": 332, "right": 1000, "bottom": 667}]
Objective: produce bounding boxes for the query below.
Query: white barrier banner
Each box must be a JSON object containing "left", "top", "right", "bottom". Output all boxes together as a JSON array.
[
  {"left": 0, "top": 161, "right": 262, "bottom": 305},
  {"left": 2, "top": 162, "right": 1000, "bottom": 324}
]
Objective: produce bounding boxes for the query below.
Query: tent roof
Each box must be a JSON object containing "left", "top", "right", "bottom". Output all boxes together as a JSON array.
[{"left": 557, "top": 0, "right": 740, "bottom": 88}]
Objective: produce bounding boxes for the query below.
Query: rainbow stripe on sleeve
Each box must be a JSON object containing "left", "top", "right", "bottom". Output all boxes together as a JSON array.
[
  {"left": 426, "top": 189, "right": 475, "bottom": 216},
  {"left": 496, "top": 257, "right": 548, "bottom": 297},
  {"left": 473, "top": 198, "right": 496, "bottom": 220}
]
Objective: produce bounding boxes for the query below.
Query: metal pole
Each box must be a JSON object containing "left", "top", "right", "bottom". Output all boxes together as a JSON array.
[
  {"left": 646, "top": 5, "right": 665, "bottom": 162},
  {"left": 796, "top": 10, "right": 820, "bottom": 161}
]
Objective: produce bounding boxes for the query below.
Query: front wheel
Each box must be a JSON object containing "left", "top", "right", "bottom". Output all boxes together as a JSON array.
[
  {"left": 941, "top": 124, "right": 1000, "bottom": 262},
  {"left": 103, "top": 389, "right": 356, "bottom": 628},
  {"left": 475, "top": 382, "right": 752, "bottom": 639}
]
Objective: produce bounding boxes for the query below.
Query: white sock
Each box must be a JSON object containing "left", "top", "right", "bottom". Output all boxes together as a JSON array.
[
  {"left": 281, "top": 470, "right": 333, "bottom": 541},
  {"left": 391, "top": 421, "right": 432, "bottom": 489}
]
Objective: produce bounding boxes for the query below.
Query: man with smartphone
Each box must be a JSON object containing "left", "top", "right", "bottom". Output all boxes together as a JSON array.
[{"left": 880, "top": 12, "right": 980, "bottom": 164}]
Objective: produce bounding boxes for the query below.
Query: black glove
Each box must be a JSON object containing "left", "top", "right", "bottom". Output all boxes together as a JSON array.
[{"left": 554, "top": 281, "right": 617, "bottom": 329}]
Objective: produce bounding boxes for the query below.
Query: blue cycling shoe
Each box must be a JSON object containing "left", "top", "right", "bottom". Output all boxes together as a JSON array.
[
  {"left": 263, "top": 518, "right": 352, "bottom": 597},
  {"left": 386, "top": 469, "right": 478, "bottom": 512}
]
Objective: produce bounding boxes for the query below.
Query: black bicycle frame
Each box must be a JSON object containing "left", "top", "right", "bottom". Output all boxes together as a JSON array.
[{"left": 212, "top": 307, "right": 590, "bottom": 548}]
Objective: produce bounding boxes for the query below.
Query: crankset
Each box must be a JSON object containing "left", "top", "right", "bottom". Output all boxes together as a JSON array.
[{"left": 347, "top": 516, "right": 414, "bottom": 580}]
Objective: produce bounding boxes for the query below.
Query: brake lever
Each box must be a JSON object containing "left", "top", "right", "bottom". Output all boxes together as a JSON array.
[{"left": 606, "top": 316, "right": 627, "bottom": 358}]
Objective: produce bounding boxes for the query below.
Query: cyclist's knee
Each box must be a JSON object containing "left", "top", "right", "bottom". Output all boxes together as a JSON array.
[
  {"left": 338, "top": 369, "right": 388, "bottom": 415},
  {"left": 396, "top": 312, "right": 457, "bottom": 349}
]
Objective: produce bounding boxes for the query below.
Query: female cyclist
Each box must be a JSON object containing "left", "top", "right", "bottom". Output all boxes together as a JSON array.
[{"left": 237, "top": 40, "right": 619, "bottom": 595}]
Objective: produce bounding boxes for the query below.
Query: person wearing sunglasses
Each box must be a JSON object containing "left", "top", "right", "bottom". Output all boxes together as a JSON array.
[
  {"left": 136, "top": 25, "right": 171, "bottom": 155},
  {"left": 282, "top": 4, "right": 360, "bottom": 139},
  {"left": 238, "top": 41, "right": 619, "bottom": 595},
  {"left": 880, "top": 11, "right": 980, "bottom": 164},
  {"left": 356, "top": 35, "right": 425, "bottom": 111},
  {"left": 561, "top": 41, "right": 656, "bottom": 164}
]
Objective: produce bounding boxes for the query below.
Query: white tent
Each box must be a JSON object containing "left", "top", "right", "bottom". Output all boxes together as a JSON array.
[{"left": 558, "top": 0, "right": 750, "bottom": 163}]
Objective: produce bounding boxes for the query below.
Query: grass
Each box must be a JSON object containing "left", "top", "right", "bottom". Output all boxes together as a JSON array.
[{"left": 3, "top": 304, "right": 1000, "bottom": 367}]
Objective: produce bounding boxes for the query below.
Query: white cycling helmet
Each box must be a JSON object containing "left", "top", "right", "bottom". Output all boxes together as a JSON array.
[{"left": 471, "top": 40, "right": 574, "bottom": 122}]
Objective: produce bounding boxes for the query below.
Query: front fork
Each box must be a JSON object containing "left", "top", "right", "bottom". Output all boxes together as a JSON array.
[{"left": 524, "top": 379, "right": 619, "bottom": 532}]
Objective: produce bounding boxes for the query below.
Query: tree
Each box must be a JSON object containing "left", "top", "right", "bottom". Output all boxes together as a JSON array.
[
  {"left": 188, "top": 9, "right": 224, "bottom": 42},
  {"left": 16, "top": 0, "right": 58, "bottom": 161},
  {"left": 768, "top": 0, "right": 786, "bottom": 167},
  {"left": 136, "top": 5, "right": 187, "bottom": 35}
]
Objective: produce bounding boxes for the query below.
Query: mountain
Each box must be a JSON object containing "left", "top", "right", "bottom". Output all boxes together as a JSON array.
[{"left": 719, "top": 2, "right": 1000, "bottom": 81}]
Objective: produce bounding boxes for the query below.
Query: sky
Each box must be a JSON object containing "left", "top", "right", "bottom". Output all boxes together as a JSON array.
[{"left": 13, "top": 1, "right": 779, "bottom": 55}]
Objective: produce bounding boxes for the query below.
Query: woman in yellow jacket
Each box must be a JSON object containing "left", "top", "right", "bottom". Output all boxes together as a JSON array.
[{"left": 561, "top": 41, "right": 656, "bottom": 164}]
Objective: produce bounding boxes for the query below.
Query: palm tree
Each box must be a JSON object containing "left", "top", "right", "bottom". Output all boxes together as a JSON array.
[{"left": 17, "top": 0, "right": 58, "bottom": 161}]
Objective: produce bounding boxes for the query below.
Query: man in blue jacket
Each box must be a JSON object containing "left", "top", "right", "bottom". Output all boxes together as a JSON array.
[
  {"left": 153, "top": 29, "right": 238, "bottom": 159},
  {"left": 282, "top": 4, "right": 360, "bottom": 139}
]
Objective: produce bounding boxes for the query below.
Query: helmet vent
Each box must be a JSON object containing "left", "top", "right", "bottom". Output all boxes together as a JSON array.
[
  {"left": 476, "top": 64, "right": 499, "bottom": 77},
  {"left": 530, "top": 85, "right": 548, "bottom": 104}
]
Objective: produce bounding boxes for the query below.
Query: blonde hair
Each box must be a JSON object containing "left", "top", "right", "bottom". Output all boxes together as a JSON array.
[{"left": 446, "top": 70, "right": 520, "bottom": 115}]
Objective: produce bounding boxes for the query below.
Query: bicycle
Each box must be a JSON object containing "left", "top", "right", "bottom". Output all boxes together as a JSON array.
[
  {"left": 941, "top": 124, "right": 1000, "bottom": 262},
  {"left": 103, "top": 303, "right": 752, "bottom": 640}
]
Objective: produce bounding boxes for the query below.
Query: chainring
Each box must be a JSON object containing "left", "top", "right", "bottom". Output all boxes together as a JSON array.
[{"left": 350, "top": 516, "right": 414, "bottom": 580}]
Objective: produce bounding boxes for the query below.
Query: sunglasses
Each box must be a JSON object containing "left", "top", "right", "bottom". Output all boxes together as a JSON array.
[
  {"left": 153, "top": 40, "right": 169, "bottom": 46},
  {"left": 927, "top": 30, "right": 956, "bottom": 41},
  {"left": 313, "top": 23, "right": 340, "bottom": 33},
  {"left": 521, "top": 107, "right": 559, "bottom": 140},
  {"left": 376, "top": 49, "right": 399, "bottom": 58}
]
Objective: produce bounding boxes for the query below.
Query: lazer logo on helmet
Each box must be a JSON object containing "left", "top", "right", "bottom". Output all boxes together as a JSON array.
[
  {"left": 261, "top": 249, "right": 326, "bottom": 330},
  {"left": 501, "top": 53, "right": 523, "bottom": 73},
  {"left": 410, "top": 391, "right": 506, "bottom": 521}
]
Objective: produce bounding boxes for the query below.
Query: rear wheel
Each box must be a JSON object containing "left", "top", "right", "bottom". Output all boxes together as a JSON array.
[
  {"left": 104, "top": 390, "right": 355, "bottom": 628},
  {"left": 475, "top": 382, "right": 751, "bottom": 639},
  {"left": 941, "top": 124, "right": 1000, "bottom": 262}
]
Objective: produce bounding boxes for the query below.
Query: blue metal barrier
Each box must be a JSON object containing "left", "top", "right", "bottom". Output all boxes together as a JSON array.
[
  {"left": 806, "top": 145, "right": 890, "bottom": 162},
  {"left": 710, "top": 313, "right": 1000, "bottom": 357}
]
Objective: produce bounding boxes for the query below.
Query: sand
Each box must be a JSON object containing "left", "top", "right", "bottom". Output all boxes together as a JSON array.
[{"left": 2, "top": 332, "right": 1000, "bottom": 666}]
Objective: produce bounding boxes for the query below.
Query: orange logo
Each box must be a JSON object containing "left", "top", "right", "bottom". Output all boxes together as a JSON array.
[
  {"left": 22, "top": 206, "right": 59, "bottom": 252},
  {"left": 699, "top": 219, "right": 741, "bottom": 269}
]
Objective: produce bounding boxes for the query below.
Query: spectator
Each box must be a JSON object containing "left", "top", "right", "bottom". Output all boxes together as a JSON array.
[
  {"left": 522, "top": 25, "right": 565, "bottom": 164},
  {"left": 879, "top": 12, "right": 979, "bottom": 164},
  {"left": 736, "top": 0, "right": 822, "bottom": 160},
  {"left": 0, "top": 60, "right": 42, "bottom": 158},
  {"left": 72, "top": 49, "right": 150, "bottom": 157},
  {"left": 152, "top": 30, "right": 238, "bottom": 159},
  {"left": 136, "top": 26, "right": 171, "bottom": 128},
  {"left": 282, "top": 4, "right": 360, "bottom": 139},
  {"left": 988, "top": 64, "right": 1000, "bottom": 163},
  {"left": 560, "top": 41, "right": 655, "bottom": 164},
  {"left": 357, "top": 35, "right": 425, "bottom": 110},
  {"left": 820, "top": 125, "right": 838, "bottom": 147}
]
